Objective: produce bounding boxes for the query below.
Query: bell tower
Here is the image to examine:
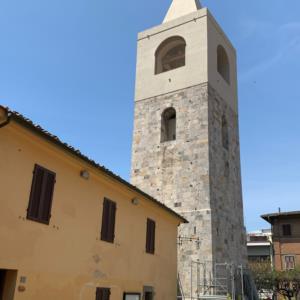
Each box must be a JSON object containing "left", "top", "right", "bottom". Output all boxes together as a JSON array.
[{"left": 131, "top": 0, "right": 247, "bottom": 297}]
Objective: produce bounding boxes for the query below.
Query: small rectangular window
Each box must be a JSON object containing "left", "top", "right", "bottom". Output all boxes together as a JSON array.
[
  {"left": 124, "top": 293, "right": 141, "bottom": 300},
  {"left": 96, "top": 288, "right": 110, "bottom": 300},
  {"left": 282, "top": 224, "right": 292, "bottom": 236},
  {"left": 101, "top": 198, "right": 116, "bottom": 243},
  {"left": 146, "top": 219, "right": 156, "bottom": 254},
  {"left": 27, "top": 164, "right": 56, "bottom": 224},
  {"left": 285, "top": 256, "right": 295, "bottom": 270}
]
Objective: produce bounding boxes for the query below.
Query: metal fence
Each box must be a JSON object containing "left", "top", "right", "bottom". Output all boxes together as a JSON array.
[{"left": 178, "top": 261, "right": 259, "bottom": 300}]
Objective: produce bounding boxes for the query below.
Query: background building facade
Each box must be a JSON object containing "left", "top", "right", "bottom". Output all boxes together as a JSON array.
[
  {"left": 247, "top": 230, "right": 273, "bottom": 267},
  {"left": 262, "top": 211, "right": 300, "bottom": 271}
]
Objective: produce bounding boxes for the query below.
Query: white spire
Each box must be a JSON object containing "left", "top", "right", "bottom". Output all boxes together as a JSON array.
[{"left": 163, "top": 0, "right": 202, "bottom": 23}]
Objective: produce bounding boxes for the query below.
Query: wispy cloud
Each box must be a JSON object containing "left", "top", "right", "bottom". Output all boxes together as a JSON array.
[{"left": 239, "top": 21, "right": 300, "bottom": 82}]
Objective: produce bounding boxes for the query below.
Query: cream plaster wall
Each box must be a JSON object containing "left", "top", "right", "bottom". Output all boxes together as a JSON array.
[
  {"left": 207, "top": 11, "right": 238, "bottom": 112},
  {"left": 135, "top": 9, "right": 208, "bottom": 102},
  {"left": 135, "top": 8, "right": 238, "bottom": 112},
  {"left": 0, "top": 121, "right": 181, "bottom": 300}
]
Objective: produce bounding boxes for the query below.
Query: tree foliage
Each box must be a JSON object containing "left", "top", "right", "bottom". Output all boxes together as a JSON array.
[{"left": 250, "top": 262, "right": 300, "bottom": 300}]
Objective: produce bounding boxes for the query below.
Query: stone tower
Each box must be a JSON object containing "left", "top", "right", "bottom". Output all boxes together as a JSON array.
[{"left": 131, "top": 0, "right": 247, "bottom": 297}]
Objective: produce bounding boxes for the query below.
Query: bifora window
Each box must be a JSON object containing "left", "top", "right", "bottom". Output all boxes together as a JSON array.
[
  {"left": 27, "top": 164, "right": 56, "bottom": 224},
  {"left": 217, "top": 45, "right": 230, "bottom": 84},
  {"left": 155, "top": 36, "right": 186, "bottom": 74}
]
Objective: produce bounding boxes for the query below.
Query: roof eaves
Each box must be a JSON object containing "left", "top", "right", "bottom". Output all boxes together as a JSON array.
[
  {"left": 261, "top": 211, "right": 300, "bottom": 224},
  {"left": 6, "top": 108, "right": 188, "bottom": 224}
]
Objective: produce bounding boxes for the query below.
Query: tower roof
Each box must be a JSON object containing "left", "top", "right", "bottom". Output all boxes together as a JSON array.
[{"left": 163, "top": 0, "right": 202, "bottom": 23}]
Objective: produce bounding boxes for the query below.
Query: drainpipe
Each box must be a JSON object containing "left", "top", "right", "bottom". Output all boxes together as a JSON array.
[{"left": 0, "top": 106, "right": 10, "bottom": 128}]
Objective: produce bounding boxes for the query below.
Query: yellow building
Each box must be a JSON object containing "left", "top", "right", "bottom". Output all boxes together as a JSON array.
[{"left": 0, "top": 105, "right": 187, "bottom": 300}]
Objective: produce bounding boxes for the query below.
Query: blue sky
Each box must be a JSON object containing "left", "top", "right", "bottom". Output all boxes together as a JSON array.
[{"left": 0, "top": 0, "right": 299, "bottom": 231}]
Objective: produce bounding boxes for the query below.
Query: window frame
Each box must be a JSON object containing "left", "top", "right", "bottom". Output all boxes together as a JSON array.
[
  {"left": 284, "top": 255, "right": 295, "bottom": 270},
  {"left": 27, "top": 164, "right": 56, "bottom": 225}
]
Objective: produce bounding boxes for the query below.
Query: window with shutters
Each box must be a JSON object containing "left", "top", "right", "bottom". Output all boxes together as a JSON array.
[
  {"left": 27, "top": 164, "right": 56, "bottom": 225},
  {"left": 101, "top": 198, "right": 117, "bottom": 243},
  {"left": 146, "top": 219, "right": 156, "bottom": 254},
  {"left": 282, "top": 224, "right": 292, "bottom": 236},
  {"left": 284, "top": 256, "right": 295, "bottom": 270},
  {"left": 96, "top": 287, "right": 111, "bottom": 300}
]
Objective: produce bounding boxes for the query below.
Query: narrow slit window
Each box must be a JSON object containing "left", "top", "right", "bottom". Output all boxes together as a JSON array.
[
  {"left": 161, "top": 107, "right": 176, "bottom": 142},
  {"left": 27, "top": 164, "right": 56, "bottom": 225},
  {"left": 155, "top": 36, "right": 186, "bottom": 74},
  {"left": 222, "top": 115, "right": 229, "bottom": 150}
]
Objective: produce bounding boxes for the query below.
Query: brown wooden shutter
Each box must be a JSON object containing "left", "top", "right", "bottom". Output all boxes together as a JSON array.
[
  {"left": 40, "top": 171, "right": 56, "bottom": 223},
  {"left": 28, "top": 165, "right": 45, "bottom": 219},
  {"left": 150, "top": 220, "right": 156, "bottom": 253},
  {"left": 146, "top": 219, "right": 151, "bottom": 253},
  {"left": 146, "top": 219, "right": 156, "bottom": 254},
  {"left": 107, "top": 201, "right": 116, "bottom": 242},
  {"left": 27, "top": 164, "right": 56, "bottom": 224},
  {"left": 101, "top": 199, "right": 109, "bottom": 241},
  {"left": 101, "top": 199, "right": 116, "bottom": 243}
]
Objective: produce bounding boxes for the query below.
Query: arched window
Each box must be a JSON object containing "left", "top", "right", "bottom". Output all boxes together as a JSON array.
[
  {"left": 161, "top": 108, "right": 176, "bottom": 142},
  {"left": 155, "top": 36, "right": 186, "bottom": 74},
  {"left": 222, "top": 115, "right": 229, "bottom": 150},
  {"left": 217, "top": 45, "right": 230, "bottom": 84}
]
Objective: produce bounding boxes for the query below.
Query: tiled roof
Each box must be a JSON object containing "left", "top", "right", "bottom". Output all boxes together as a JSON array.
[{"left": 1, "top": 106, "right": 188, "bottom": 224}]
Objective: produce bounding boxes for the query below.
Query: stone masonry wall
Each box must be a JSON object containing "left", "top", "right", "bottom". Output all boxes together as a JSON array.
[
  {"left": 131, "top": 83, "right": 247, "bottom": 297},
  {"left": 208, "top": 86, "right": 248, "bottom": 266}
]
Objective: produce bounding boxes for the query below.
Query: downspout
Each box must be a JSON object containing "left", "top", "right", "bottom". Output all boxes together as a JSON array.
[{"left": 0, "top": 106, "right": 10, "bottom": 128}]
